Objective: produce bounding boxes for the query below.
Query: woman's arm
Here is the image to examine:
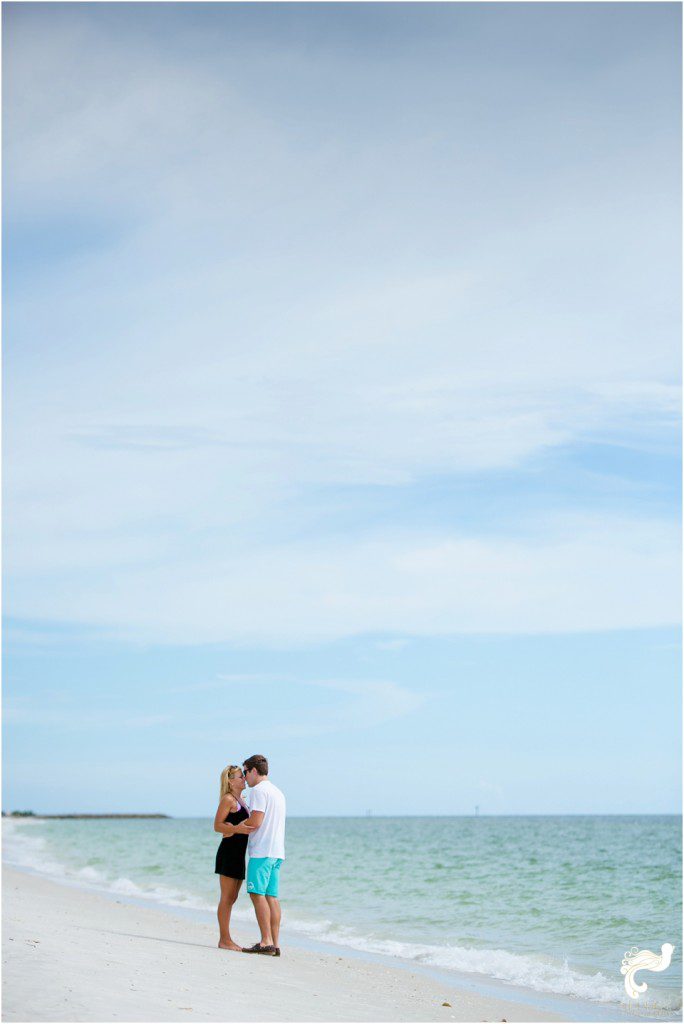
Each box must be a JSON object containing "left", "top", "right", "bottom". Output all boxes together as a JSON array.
[{"left": 213, "top": 795, "right": 237, "bottom": 837}]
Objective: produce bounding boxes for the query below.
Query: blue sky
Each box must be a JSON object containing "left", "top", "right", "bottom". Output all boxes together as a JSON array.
[{"left": 3, "top": 2, "right": 681, "bottom": 816}]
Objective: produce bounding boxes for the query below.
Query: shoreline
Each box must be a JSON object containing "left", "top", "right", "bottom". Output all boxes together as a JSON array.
[
  {"left": 3, "top": 865, "right": 677, "bottom": 1023},
  {"left": 2, "top": 865, "right": 569, "bottom": 1023},
  {"left": 102, "top": 887, "right": 669, "bottom": 1024}
]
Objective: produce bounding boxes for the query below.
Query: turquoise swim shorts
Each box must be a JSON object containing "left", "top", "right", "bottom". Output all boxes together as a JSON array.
[{"left": 246, "top": 856, "right": 283, "bottom": 897}]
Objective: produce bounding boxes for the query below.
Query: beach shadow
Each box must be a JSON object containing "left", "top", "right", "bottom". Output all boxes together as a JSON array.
[{"left": 76, "top": 927, "right": 236, "bottom": 952}]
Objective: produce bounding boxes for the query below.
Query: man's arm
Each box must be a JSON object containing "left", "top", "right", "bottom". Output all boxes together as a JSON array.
[{"left": 233, "top": 810, "right": 264, "bottom": 835}]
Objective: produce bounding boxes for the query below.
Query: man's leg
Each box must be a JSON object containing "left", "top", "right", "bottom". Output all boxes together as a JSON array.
[
  {"left": 249, "top": 893, "right": 274, "bottom": 946},
  {"left": 266, "top": 896, "right": 281, "bottom": 948}
]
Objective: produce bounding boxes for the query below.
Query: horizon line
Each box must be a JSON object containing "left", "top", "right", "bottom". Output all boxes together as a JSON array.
[{"left": 6, "top": 811, "right": 681, "bottom": 819}]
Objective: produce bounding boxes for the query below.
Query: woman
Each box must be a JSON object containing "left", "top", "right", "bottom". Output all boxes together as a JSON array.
[{"left": 213, "top": 764, "right": 252, "bottom": 951}]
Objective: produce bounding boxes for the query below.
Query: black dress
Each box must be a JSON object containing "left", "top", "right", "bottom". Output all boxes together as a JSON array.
[{"left": 215, "top": 802, "right": 249, "bottom": 879}]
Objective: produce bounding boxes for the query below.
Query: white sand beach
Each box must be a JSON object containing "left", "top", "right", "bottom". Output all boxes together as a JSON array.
[{"left": 2, "top": 867, "right": 573, "bottom": 1023}]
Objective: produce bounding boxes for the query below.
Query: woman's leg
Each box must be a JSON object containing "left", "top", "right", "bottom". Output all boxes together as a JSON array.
[{"left": 217, "top": 876, "right": 243, "bottom": 950}]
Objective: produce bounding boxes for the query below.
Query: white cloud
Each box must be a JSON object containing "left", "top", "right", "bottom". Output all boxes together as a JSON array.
[
  {"left": 5, "top": 515, "right": 679, "bottom": 645},
  {"left": 4, "top": 10, "right": 679, "bottom": 647},
  {"left": 259, "top": 678, "right": 425, "bottom": 738},
  {"left": 2, "top": 703, "right": 173, "bottom": 730},
  {"left": 5, "top": 676, "right": 422, "bottom": 740}
]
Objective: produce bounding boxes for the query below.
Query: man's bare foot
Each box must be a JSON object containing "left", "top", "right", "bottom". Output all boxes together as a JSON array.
[{"left": 218, "top": 941, "right": 243, "bottom": 952}]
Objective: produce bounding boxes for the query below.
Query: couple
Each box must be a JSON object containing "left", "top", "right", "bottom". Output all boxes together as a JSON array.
[{"left": 213, "top": 753, "right": 286, "bottom": 957}]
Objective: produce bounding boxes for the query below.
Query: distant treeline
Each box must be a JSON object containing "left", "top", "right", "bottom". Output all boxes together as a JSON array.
[{"left": 2, "top": 811, "right": 170, "bottom": 819}]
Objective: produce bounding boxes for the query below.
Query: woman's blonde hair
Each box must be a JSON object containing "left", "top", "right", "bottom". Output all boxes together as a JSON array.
[{"left": 220, "top": 765, "right": 242, "bottom": 800}]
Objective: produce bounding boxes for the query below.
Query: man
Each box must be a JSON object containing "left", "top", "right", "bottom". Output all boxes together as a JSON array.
[{"left": 240, "top": 753, "right": 286, "bottom": 957}]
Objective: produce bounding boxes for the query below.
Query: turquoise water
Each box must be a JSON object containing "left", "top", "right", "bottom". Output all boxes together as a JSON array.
[{"left": 4, "top": 814, "right": 681, "bottom": 1016}]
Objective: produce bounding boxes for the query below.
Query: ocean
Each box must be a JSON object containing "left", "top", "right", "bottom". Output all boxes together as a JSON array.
[{"left": 3, "top": 813, "right": 681, "bottom": 1018}]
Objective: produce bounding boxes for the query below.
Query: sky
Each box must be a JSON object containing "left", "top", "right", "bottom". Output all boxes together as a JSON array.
[{"left": 2, "top": 2, "right": 681, "bottom": 817}]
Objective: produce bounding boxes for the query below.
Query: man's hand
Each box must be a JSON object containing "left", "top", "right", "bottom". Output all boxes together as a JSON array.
[{"left": 232, "top": 822, "right": 256, "bottom": 834}]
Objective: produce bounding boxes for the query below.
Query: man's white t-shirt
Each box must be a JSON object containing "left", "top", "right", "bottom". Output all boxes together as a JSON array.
[{"left": 247, "top": 779, "right": 286, "bottom": 860}]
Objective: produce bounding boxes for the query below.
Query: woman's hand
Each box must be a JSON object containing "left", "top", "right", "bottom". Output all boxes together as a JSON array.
[{"left": 232, "top": 822, "right": 256, "bottom": 835}]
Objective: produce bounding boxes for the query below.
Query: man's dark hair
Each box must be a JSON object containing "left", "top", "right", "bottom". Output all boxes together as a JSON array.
[{"left": 243, "top": 754, "right": 269, "bottom": 776}]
